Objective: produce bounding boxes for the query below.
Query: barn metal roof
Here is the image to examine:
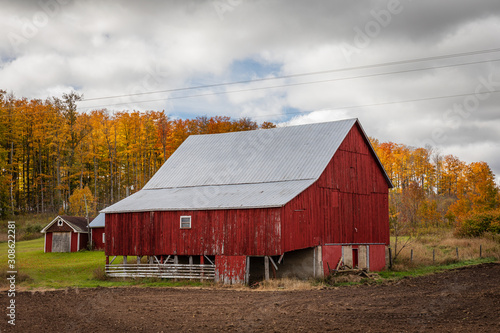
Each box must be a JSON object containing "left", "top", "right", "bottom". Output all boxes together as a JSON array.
[
  {"left": 100, "top": 179, "right": 316, "bottom": 213},
  {"left": 102, "top": 118, "right": 390, "bottom": 213},
  {"left": 143, "top": 119, "right": 356, "bottom": 189},
  {"left": 89, "top": 213, "right": 105, "bottom": 228}
]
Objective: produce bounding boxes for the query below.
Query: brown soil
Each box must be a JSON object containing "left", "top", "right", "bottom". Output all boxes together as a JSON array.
[{"left": 1, "top": 263, "right": 499, "bottom": 332}]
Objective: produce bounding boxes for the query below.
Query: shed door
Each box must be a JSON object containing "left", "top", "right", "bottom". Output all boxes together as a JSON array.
[{"left": 52, "top": 232, "right": 71, "bottom": 252}]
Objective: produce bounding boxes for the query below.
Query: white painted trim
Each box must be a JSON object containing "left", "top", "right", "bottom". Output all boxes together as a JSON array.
[
  {"left": 41, "top": 216, "right": 81, "bottom": 233},
  {"left": 77, "top": 232, "right": 80, "bottom": 251},
  {"left": 44, "top": 233, "right": 47, "bottom": 253},
  {"left": 102, "top": 232, "right": 105, "bottom": 244},
  {"left": 180, "top": 215, "right": 192, "bottom": 229}
]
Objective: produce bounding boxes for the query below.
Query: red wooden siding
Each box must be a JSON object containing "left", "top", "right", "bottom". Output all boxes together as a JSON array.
[
  {"left": 46, "top": 223, "right": 73, "bottom": 233},
  {"left": 71, "top": 232, "right": 79, "bottom": 252},
  {"left": 92, "top": 228, "right": 106, "bottom": 250},
  {"left": 106, "top": 208, "right": 282, "bottom": 256},
  {"left": 282, "top": 123, "right": 389, "bottom": 252},
  {"left": 369, "top": 244, "right": 386, "bottom": 271},
  {"left": 322, "top": 245, "right": 342, "bottom": 275},
  {"left": 215, "top": 255, "right": 246, "bottom": 284},
  {"left": 45, "top": 233, "right": 52, "bottom": 252}
]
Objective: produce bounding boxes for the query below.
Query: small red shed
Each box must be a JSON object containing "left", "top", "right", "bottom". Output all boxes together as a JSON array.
[
  {"left": 102, "top": 119, "right": 393, "bottom": 283},
  {"left": 89, "top": 213, "right": 106, "bottom": 250},
  {"left": 41, "top": 215, "right": 89, "bottom": 252}
]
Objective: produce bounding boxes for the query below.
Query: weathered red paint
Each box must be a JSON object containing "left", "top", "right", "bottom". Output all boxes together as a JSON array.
[
  {"left": 45, "top": 233, "right": 52, "bottom": 252},
  {"left": 215, "top": 255, "right": 247, "bottom": 284},
  {"left": 322, "top": 245, "right": 343, "bottom": 274},
  {"left": 105, "top": 123, "right": 390, "bottom": 271},
  {"left": 91, "top": 227, "right": 106, "bottom": 250},
  {"left": 71, "top": 232, "right": 79, "bottom": 252},
  {"left": 106, "top": 208, "right": 282, "bottom": 256},
  {"left": 369, "top": 244, "right": 386, "bottom": 271},
  {"left": 282, "top": 123, "right": 389, "bottom": 251}
]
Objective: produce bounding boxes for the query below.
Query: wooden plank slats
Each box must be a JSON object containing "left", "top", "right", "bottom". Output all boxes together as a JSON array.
[{"left": 105, "top": 263, "right": 215, "bottom": 280}]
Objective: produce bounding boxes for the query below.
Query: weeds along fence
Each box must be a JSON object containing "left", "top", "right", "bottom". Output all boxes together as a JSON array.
[{"left": 389, "top": 237, "right": 500, "bottom": 268}]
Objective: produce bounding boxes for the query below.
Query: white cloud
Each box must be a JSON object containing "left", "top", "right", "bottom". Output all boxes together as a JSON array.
[{"left": 1, "top": 0, "right": 500, "bottom": 177}]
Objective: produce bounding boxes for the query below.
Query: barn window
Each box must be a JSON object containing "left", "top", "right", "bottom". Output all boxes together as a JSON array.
[
  {"left": 102, "top": 233, "right": 105, "bottom": 243},
  {"left": 57, "top": 220, "right": 63, "bottom": 227},
  {"left": 180, "top": 216, "right": 191, "bottom": 229}
]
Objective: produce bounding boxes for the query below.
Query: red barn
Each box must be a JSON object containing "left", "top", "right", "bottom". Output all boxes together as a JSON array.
[
  {"left": 102, "top": 119, "right": 392, "bottom": 283},
  {"left": 89, "top": 213, "right": 106, "bottom": 250},
  {"left": 41, "top": 215, "right": 89, "bottom": 252}
]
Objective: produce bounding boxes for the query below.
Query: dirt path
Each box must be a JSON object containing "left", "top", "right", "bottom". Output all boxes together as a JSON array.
[{"left": 1, "top": 263, "right": 499, "bottom": 332}]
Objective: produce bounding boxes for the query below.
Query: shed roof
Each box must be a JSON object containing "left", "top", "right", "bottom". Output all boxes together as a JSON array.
[
  {"left": 41, "top": 215, "right": 89, "bottom": 233},
  {"left": 89, "top": 213, "right": 105, "bottom": 228},
  {"left": 102, "top": 118, "right": 391, "bottom": 213}
]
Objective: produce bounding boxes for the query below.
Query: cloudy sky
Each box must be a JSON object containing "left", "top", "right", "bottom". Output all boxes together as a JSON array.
[{"left": 1, "top": 0, "right": 500, "bottom": 182}]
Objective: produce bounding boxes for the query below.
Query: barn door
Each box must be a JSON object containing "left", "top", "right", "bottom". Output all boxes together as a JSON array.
[{"left": 52, "top": 232, "right": 71, "bottom": 252}]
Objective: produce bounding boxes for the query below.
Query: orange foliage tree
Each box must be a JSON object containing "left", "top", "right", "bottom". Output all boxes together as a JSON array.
[{"left": 0, "top": 92, "right": 272, "bottom": 216}]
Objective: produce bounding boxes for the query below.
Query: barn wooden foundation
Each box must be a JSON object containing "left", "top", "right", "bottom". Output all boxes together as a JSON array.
[{"left": 104, "top": 243, "right": 388, "bottom": 283}]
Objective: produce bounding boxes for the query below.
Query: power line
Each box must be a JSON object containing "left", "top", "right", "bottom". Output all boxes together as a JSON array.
[
  {"left": 1, "top": 47, "right": 499, "bottom": 115},
  {"left": 79, "top": 47, "right": 500, "bottom": 102},
  {"left": 76, "top": 57, "right": 500, "bottom": 110},
  {"left": 255, "top": 89, "right": 500, "bottom": 119}
]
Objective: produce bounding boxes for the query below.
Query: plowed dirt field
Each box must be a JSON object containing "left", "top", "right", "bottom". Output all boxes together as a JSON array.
[{"left": 1, "top": 263, "right": 499, "bottom": 332}]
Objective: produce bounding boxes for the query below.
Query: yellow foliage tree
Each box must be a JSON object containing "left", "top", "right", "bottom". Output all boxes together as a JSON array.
[{"left": 68, "top": 186, "right": 95, "bottom": 217}]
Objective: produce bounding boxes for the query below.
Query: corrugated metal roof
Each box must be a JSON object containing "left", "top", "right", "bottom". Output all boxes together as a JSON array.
[
  {"left": 101, "top": 118, "right": 379, "bottom": 213},
  {"left": 89, "top": 213, "right": 105, "bottom": 228},
  {"left": 101, "top": 179, "right": 316, "bottom": 212},
  {"left": 143, "top": 119, "right": 356, "bottom": 189}
]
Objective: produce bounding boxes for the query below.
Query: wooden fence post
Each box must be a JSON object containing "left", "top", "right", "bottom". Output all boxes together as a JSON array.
[
  {"left": 456, "top": 247, "right": 459, "bottom": 260},
  {"left": 410, "top": 249, "right": 413, "bottom": 262},
  {"left": 388, "top": 248, "right": 392, "bottom": 269},
  {"left": 264, "top": 256, "right": 270, "bottom": 281},
  {"left": 189, "top": 256, "right": 193, "bottom": 279}
]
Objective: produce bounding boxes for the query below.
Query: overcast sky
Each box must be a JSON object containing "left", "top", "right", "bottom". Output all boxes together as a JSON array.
[{"left": 1, "top": 0, "right": 500, "bottom": 182}]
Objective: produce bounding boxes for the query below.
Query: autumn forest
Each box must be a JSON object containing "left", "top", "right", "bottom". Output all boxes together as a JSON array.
[{"left": 0, "top": 91, "right": 499, "bottom": 236}]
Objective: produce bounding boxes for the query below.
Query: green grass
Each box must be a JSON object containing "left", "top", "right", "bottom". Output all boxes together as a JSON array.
[
  {"left": 378, "top": 257, "right": 496, "bottom": 280},
  {"left": 0, "top": 238, "right": 204, "bottom": 289}
]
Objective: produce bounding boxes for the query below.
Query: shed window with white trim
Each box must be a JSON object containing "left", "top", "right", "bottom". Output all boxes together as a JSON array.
[
  {"left": 180, "top": 216, "right": 191, "bottom": 229},
  {"left": 57, "top": 220, "right": 63, "bottom": 227},
  {"left": 102, "top": 233, "right": 105, "bottom": 244}
]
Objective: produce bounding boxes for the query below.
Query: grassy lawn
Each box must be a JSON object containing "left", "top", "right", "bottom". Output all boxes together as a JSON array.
[{"left": 0, "top": 238, "right": 203, "bottom": 289}]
